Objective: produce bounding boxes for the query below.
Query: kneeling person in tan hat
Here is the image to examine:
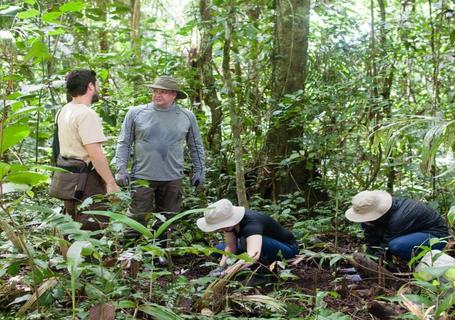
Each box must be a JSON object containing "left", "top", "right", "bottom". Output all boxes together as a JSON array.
[
  {"left": 197, "top": 199, "right": 299, "bottom": 276},
  {"left": 345, "top": 190, "right": 448, "bottom": 262}
]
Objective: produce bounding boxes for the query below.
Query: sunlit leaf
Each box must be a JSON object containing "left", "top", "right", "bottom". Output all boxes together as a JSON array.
[
  {"left": 42, "top": 11, "right": 62, "bottom": 23},
  {"left": 67, "top": 240, "right": 91, "bottom": 276},
  {"left": 16, "top": 9, "right": 39, "bottom": 19},
  {"left": 0, "top": 162, "right": 10, "bottom": 179},
  {"left": 0, "top": 124, "right": 30, "bottom": 154},
  {"left": 154, "top": 208, "right": 206, "bottom": 240},
  {"left": 86, "top": 210, "right": 153, "bottom": 238},
  {"left": 48, "top": 28, "right": 65, "bottom": 36},
  {"left": 7, "top": 171, "right": 49, "bottom": 186},
  {"left": 116, "top": 300, "right": 136, "bottom": 309},
  {"left": 59, "top": 1, "right": 85, "bottom": 13},
  {"left": 138, "top": 303, "right": 183, "bottom": 320},
  {"left": 447, "top": 206, "right": 455, "bottom": 227},
  {"left": 24, "top": 37, "right": 50, "bottom": 61}
]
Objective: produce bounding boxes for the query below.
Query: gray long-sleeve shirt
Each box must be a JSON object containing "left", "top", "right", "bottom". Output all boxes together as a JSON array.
[{"left": 115, "top": 103, "right": 205, "bottom": 181}]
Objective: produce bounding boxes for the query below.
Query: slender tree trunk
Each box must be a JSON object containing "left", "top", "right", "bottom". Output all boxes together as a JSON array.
[
  {"left": 258, "top": 0, "right": 322, "bottom": 207},
  {"left": 130, "top": 0, "right": 142, "bottom": 97},
  {"left": 222, "top": 4, "right": 248, "bottom": 207},
  {"left": 197, "top": 0, "right": 222, "bottom": 156},
  {"left": 131, "top": 0, "right": 141, "bottom": 61}
]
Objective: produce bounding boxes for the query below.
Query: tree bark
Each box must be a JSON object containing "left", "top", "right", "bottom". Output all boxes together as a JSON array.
[
  {"left": 258, "top": 0, "right": 324, "bottom": 206},
  {"left": 222, "top": 4, "right": 248, "bottom": 207},
  {"left": 197, "top": 0, "right": 222, "bottom": 156}
]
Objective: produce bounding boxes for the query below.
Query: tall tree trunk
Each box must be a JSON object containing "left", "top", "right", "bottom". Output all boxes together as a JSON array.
[
  {"left": 197, "top": 0, "right": 222, "bottom": 156},
  {"left": 130, "top": 0, "right": 142, "bottom": 96},
  {"left": 258, "top": 0, "right": 322, "bottom": 206},
  {"left": 223, "top": 4, "right": 248, "bottom": 207}
]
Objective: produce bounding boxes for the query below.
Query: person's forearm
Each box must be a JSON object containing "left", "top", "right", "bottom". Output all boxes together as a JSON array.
[
  {"left": 92, "top": 153, "right": 116, "bottom": 185},
  {"left": 115, "top": 142, "right": 131, "bottom": 172},
  {"left": 115, "top": 113, "right": 134, "bottom": 172},
  {"left": 219, "top": 245, "right": 236, "bottom": 266},
  {"left": 85, "top": 144, "right": 116, "bottom": 185}
]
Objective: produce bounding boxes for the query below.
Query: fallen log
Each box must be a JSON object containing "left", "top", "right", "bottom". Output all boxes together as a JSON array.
[{"left": 350, "top": 252, "right": 407, "bottom": 285}]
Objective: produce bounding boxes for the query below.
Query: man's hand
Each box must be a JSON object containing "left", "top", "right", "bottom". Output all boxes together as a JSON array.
[
  {"left": 106, "top": 181, "right": 121, "bottom": 193},
  {"left": 191, "top": 171, "right": 205, "bottom": 188},
  {"left": 115, "top": 169, "right": 130, "bottom": 187},
  {"left": 208, "top": 265, "right": 226, "bottom": 277}
]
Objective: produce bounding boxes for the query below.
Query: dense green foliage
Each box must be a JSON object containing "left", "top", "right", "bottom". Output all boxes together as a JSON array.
[{"left": 0, "top": 0, "right": 454, "bottom": 318}]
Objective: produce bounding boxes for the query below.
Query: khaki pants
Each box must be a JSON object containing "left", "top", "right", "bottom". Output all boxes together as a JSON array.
[
  {"left": 129, "top": 179, "right": 182, "bottom": 227},
  {"left": 64, "top": 170, "right": 109, "bottom": 231}
]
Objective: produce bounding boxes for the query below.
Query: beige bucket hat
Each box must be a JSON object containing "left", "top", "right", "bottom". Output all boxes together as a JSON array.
[
  {"left": 345, "top": 190, "right": 393, "bottom": 222},
  {"left": 197, "top": 199, "right": 245, "bottom": 232},
  {"left": 147, "top": 75, "right": 187, "bottom": 99}
]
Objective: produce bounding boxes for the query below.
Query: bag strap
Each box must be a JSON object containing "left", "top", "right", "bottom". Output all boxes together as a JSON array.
[{"left": 51, "top": 109, "right": 62, "bottom": 165}]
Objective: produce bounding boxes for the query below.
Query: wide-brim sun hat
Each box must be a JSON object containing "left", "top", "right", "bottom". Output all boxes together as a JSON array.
[
  {"left": 345, "top": 190, "right": 393, "bottom": 222},
  {"left": 147, "top": 75, "right": 187, "bottom": 99},
  {"left": 197, "top": 199, "right": 245, "bottom": 232}
]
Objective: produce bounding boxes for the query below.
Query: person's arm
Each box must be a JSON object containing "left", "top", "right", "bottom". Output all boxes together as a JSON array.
[
  {"left": 226, "top": 234, "right": 262, "bottom": 275},
  {"left": 219, "top": 231, "right": 237, "bottom": 267},
  {"left": 184, "top": 111, "right": 205, "bottom": 186},
  {"left": 115, "top": 109, "right": 136, "bottom": 173},
  {"left": 85, "top": 143, "right": 120, "bottom": 193}
]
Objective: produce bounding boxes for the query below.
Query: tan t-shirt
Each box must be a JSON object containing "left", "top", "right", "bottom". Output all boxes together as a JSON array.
[{"left": 57, "top": 102, "right": 107, "bottom": 162}]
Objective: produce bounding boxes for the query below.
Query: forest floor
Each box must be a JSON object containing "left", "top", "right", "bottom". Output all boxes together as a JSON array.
[
  {"left": 151, "top": 233, "right": 410, "bottom": 319},
  {"left": 0, "top": 233, "right": 424, "bottom": 319}
]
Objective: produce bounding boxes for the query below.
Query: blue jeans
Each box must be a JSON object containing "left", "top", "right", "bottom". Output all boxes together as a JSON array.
[
  {"left": 215, "top": 236, "right": 299, "bottom": 264},
  {"left": 388, "top": 232, "right": 446, "bottom": 261}
]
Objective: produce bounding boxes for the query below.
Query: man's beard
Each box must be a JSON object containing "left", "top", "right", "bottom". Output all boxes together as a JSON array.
[{"left": 91, "top": 93, "right": 100, "bottom": 103}]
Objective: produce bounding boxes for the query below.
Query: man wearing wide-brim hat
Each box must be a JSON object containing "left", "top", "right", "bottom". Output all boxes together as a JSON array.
[
  {"left": 115, "top": 75, "right": 205, "bottom": 239},
  {"left": 345, "top": 190, "right": 448, "bottom": 262}
]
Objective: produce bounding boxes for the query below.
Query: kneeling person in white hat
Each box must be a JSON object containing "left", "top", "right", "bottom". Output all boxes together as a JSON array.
[
  {"left": 345, "top": 190, "right": 448, "bottom": 262},
  {"left": 197, "top": 199, "right": 299, "bottom": 276}
]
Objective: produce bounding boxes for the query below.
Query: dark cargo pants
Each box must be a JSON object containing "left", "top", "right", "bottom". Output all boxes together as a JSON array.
[
  {"left": 129, "top": 179, "right": 182, "bottom": 228},
  {"left": 64, "top": 170, "right": 110, "bottom": 231}
]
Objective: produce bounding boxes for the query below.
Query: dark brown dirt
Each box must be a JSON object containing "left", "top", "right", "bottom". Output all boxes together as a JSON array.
[{"left": 162, "top": 250, "right": 408, "bottom": 319}]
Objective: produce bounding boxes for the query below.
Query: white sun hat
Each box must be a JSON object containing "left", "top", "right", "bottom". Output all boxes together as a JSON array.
[
  {"left": 197, "top": 199, "right": 245, "bottom": 232},
  {"left": 345, "top": 190, "right": 393, "bottom": 222}
]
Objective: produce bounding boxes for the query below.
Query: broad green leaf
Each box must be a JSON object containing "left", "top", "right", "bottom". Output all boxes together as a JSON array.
[
  {"left": 59, "top": 1, "right": 85, "bottom": 13},
  {"left": 16, "top": 9, "right": 39, "bottom": 19},
  {"left": 0, "top": 124, "right": 30, "bottom": 154},
  {"left": 447, "top": 206, "right": 455, "bottom": 227},
  {"left": 42, "top": 11, "right": 62, "bottom": 23},
  {"left": 435, "top": 291, "right": 455, "bottom": 316},
  {"left": 138, "top": 303, "right": 183, "bottom": 320},
  {"left": 7, "top": 171, "right": 49, "bottom": 186},
  {"left": 154, "top": 208, "right": 206, "bottom": 240},
  {"left": 67, "top": 240, "right": 91, "bottom": 276},
  {"left": 9, "top": 164, "right": 28, "bottom": 172},
  {"left": 24, "top": 37, "right": 50, "bottom": 61},
  {"left": 86, "top": 210, "right": 153, "bottom": 238},
  {"left": 0, "top": 162, "right": 10, "bottom": 179},
  {"left": 31, "top": 164, "right": 68, "bottom": 173},
  {"left": 9, "top": 105, "right": 42, "bottom": 120},
  {"left": 48, "top": 28, "right": 65, "bottom": 36},
  {"left": 85, "top": 283, "right": 105, "bottom": 300},
  {"left": 116, "top": 300, "right": 136, "bottom": 308},
  {"left": 24, "top": 0, "right": 36, "bottom": 4}
]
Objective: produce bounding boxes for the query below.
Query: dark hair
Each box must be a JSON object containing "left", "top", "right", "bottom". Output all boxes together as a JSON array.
[{"left": 65, "top": 69, "right": 97, "bottom": 97}]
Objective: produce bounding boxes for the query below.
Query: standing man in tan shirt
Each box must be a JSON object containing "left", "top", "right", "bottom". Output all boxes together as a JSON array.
[{"left": 57, "top": 69, "right": 120, "bottom": 230}]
